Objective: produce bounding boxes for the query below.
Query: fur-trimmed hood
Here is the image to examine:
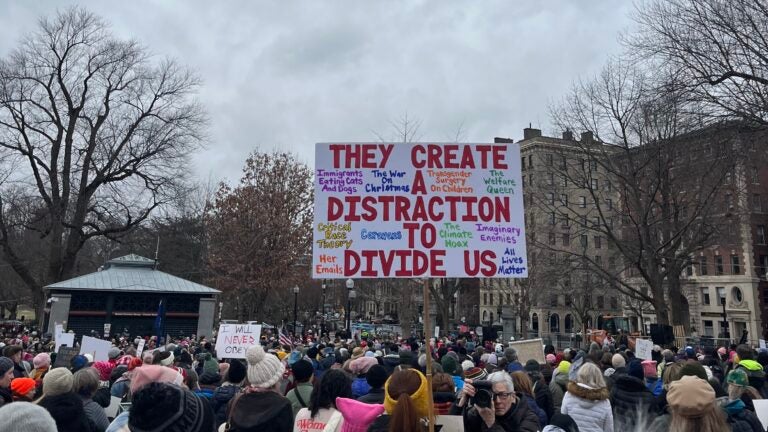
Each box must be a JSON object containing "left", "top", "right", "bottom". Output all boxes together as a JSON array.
[{"left": 566, "top": 381, "right": 609, "bottom": 401}]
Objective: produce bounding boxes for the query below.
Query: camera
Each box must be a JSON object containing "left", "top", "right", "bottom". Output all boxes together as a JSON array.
[{"left": 470, "top": 380, "right": 493, "bottom": 408}]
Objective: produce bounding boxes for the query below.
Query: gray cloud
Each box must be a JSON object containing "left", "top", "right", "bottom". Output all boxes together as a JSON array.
[{"left": 0, "top": 1, "right": 633, "bottom": 183}]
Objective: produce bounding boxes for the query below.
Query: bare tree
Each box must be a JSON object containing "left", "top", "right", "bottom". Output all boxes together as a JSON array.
[
  {"left": 205, "top": 151, "right": 313, "bottom": 322},
  {"left": 548, "top": 59, "right": 738, "bottom": 327},
  {"left": 629, "top": 0, "right": 768, "bottom": 125},
  {"left": 0, "top": 8, "right": 205, "bottom": 315}
]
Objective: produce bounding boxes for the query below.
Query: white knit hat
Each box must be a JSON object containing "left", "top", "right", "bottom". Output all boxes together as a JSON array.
[
  {"left": 245, "top": 345, "right": 284, "bottom": 389},
  {"left": 461, "top": 360, "right": 475, "bottom": 371},
  {"left": 0, "top": 401, "right": 57, "bottom": 432}
]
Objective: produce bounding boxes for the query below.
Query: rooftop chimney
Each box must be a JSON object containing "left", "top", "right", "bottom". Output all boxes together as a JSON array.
[
  {"left": 494, "top": 137, "right": 515, "bottom": 143},
  {"left": 523, "top": 127, "right": 542, "bottom": 140},
  {"left": 581, "top": 131, "right": 593, "bottom": 143},
  {"left": 562, "top": 130, "right": 574, "bottom": 141}
]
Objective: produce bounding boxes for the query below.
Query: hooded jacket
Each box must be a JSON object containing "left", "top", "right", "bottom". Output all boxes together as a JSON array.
[
  {"left": 736, "top": 360, "right": 767, "bottom": 397},
  {"left": 609, "top": 375, "right": 657, "bottom": 430},
  {"left": 463, "top": 397, "right": 540, "bottom": 432},
  {"left": 549, "top": 371, "right": 569, "bottom": 412},
  {"left": 562, "top": 381, "right": 614, "bottom": 432},
  {"left": 227, "top": 390, "right": 293, "bottom": 432},
  {"left": 723, "top": 399, "right": 765, "bottom": 432},
  {"left": 530, "top": 372, "right": 554, "bottom": 421}
]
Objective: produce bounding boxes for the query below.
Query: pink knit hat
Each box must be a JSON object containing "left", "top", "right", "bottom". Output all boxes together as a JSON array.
[
  {"left": 349, "top": 356, "right": 378, "bottom": 375},
  {"left": 33, "top": 353, "right": 51, "bottom": 369},
  {"left": 718, "top": 347, "right": 727, "bottom": 356},
  {"left": 129, "top": 365, "right": 184, "bottom": 394},
  {"left": 336, "top": 397, "right": 384, "bottom": 432},
  {"left": 546, "top": 354, "right": 556, "bottom": 364},
  {"left": 641, "top": 360, "right": 657, "bottom": 378}
]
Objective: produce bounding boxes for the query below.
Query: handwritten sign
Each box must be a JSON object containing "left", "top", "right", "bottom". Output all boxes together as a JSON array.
[
  {"left": 80, "top": 336, "right": 112, "bottom": 362},
  {"left": 53, "top": 346, "right": 80, "bottom": 368},
  {"left": 635, "top": 338, "right": 653, "bottom": 360},
  {"left": 215, "top": 324, "right": 262, "bottom": 359},
  {"left": 508, "top": 338, "right": 545, "bottom": 364},
  {"left": 136, "top": 339, "right": 146, "bottom": 358},
  {"left": 312, "top": 143, "right": 527, "bottom": 278}
]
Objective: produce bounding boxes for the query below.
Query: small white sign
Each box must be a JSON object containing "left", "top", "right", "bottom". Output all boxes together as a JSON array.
[
  {"left": 80, "top": 336, "right": 112, "bottom": 362},
  {"left": 214, "top": 323, "right": 262, "bottom": 359},
  {"left": 760, "top": 339, "right": 766, "bottom": 350},
  {"left": 55, "top": 333, "right": 75, "bottom": 352},
  {"left": 635, "top": 338, "right": 653, "bottom": 360},
  {"left": 434, "top": 326, "right": 440, "bottom": 338},
  {"left": 54, "top": 323, "right": 64, "bottom": 341},
  {"left": 136, "top": 339, "right": 146, "bottom": 358}
]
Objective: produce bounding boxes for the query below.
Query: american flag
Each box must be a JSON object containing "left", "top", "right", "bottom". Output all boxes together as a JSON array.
[{"left": 279, "top": 327, "right": 293, "bottom": 347}]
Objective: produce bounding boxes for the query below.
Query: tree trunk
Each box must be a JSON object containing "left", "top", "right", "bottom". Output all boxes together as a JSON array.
[{"left": 667, "top": 278, "right": 689, "bottom": 329}]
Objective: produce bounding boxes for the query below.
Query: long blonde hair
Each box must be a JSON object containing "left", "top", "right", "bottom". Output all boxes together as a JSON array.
[{"left": 668, "top": 404, "right": 729, "bottom": 432}]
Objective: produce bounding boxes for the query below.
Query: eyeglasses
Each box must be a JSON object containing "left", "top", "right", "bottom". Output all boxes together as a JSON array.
[{"left": 493, "top": 392, "right": 513, "bottom": 401}]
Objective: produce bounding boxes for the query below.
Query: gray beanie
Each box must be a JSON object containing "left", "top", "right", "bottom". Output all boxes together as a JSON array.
[
  {"left": 42, "top": 367, "right": 73, "bottom": 396},
  {"left": 0, "top": 357, "right": 13, "bottom": 376},
  {"left": 0, "top": 401, "right": 57, "bottom": 431}
]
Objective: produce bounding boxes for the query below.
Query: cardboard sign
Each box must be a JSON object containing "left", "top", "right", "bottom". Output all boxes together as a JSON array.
[
  {"left": 80, "top": 336, "right": 112, "bottom": 362},
  {"left": 136, "top": 339, "right": 146, "bottom": 358},
  {"left": 635, "top": 338, "right": 653, "bottom": 360},
  {"left": 312, "top": 142, "right": 528, "bottom": 278},
  {"left": 55, "top": 333, "right": 75, "bottom": 352},
  {"left": 507, "top": 338, "right": 545, "bottom": 364},
  {"left": 53, "top": 346, "right": 80, "bottom": 368},
  {"left": 214, "top": 324, "right": 262, "bottom": 359}
]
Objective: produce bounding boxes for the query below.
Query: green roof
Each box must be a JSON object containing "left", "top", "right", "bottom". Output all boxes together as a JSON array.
[{"left": 44, "top": 254, "right": 220, "bottom": 295}]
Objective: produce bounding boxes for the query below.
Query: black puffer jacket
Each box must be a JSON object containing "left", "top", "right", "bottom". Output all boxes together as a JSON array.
[
  {"left": 610, "top": 375, "right": 657, "bottom": 430},
  {"left": 530, "top": 373, "right": 554, "bottom": 422},
  {"left": 463, "top": 399, "right": 539, "bottom": 432},
  {"left": 212, "top": 384, "right": 241, "bottom": 426}
]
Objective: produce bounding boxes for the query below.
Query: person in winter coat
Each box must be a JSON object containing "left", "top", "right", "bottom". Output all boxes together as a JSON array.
[
  {"left": 549, "top": 361, "right": 570, "bottom": 413},
  {"left": 524, "top": 359, "right": 555, "bottom": 422},
  {"left": 73, "top": 367, "right": 110, "bottom": 432},
  {"left": 667, "top": 375, "right": 730, "bottom": 432},
  {"left": 511, "top": 371, "right": 547, "bottom": 428},
  {"left": 609, "top": 359, "right": 657, "bottom": 430},
  {"left": 336, "top": 397, "right": 384, "bottom": 432},
  {"left": 38, "top": 368, "right": 96, "bottom": 432},
  {"left": 286, "top": 359, "right": 314, "bottom": 416},
  {"left": 431, "top": 372, "right": 457, "bottom": 415},
  {"left": 2, "top": 345, "right": 29, "bottom": 378},
  {"left": 561, "top": 362, "right": 613, "bottom": 432},
  {"left": 723, "top": 369, "right": 765, "bottom": 432},
  {"left": 0, "top": 357, "right": 15, "bottom": 407},
  {"left": 458, "top": 371, "right": 540, "bottom": 432},
  {"left": 212, "top": 358, "right": 246, "bottom": 426},
  {"left": 358, "top": 364, "right": 387, "bottom": 404},
  {"left": 293, "top": 368, "right": 351, "bottom": 432},
  {"left": 221, "top": 345, "right": 292, "bottom": 432},
  {"left": 350, "top": 356, "right": 378, "bottom": 398},
  {"left": 10, "top": 377, "right": 36, "bottom": 401},
  {"left": 368, "top": 368, "right": 430, "bottom": 432},
  {"left": 641, "top": 360, "right": 662, "bottom": 396},
  {"left": 734, "top": 344, "right": 767, "bottom": 397},
  {"left": 30, "top": 352, "right": 51, "bottom": 382}
]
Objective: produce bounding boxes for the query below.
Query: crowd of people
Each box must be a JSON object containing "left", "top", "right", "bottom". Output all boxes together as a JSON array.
[{"left": 0, "top": 331, "right": 766, "bottom": 431}]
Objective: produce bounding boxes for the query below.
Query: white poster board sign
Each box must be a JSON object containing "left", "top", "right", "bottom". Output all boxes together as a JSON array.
[
  {"left": 635, "top": 338, "right": 653, "bottom": 360},
  {"left": 312, "top": 143, "right": 528, "bottom": 278},
  {"left": 136, "top": 339, "right": 146, "bottom": 358},
  {"left": 760, "top": 339, "right": 766, "bottom": 350},
  {"left": 54, "top": 323, "right": 64, "bottom": 341},
  {"left": 754, "top": 399, "right": 768, "bottom": 430},
  {"left": 105, "top": 396, "right": 122, "bottom": 419},
  {"left": 434, "top": 326, "right": 440, "bottom": 338},
  {"left": 507, "top": 338, "right": 545, "bottom": 364},
  {"left": 215, "top": 323, "right": 262, "bottom": 359},
  {"left": 55, "top": 333, "right": 75, "bottom": 352},
  {"left": 80, "top": 336, "right": 112, "bottom": 362}
]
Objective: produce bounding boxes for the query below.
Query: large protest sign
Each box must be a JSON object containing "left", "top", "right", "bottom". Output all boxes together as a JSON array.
[
  {"left": 215, "top": 323, "right": 262, "bottom": 359},
  {"left": 312, "top": 143, "right": 527, "bottom": 278},
  {"left": 55, "top": 333, "right": 75, "bottom": 352},
  {"left": 80, "top": 336, "right": 112, "bottom": 362},
  {"left": 635, "top": 338, "right": 653, "bottom": 360},
  {"left": 508, "top": 338, "right": 545, "bottom": 364}
]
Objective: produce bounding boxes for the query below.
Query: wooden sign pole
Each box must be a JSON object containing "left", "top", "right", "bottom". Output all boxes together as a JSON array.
[{"left": 423, "top": 278, "right": 436, "bottom": 432}]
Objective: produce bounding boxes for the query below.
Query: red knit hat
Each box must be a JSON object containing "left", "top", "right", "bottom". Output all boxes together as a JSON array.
[{"left": 10, "top": 377, "right": 36, "bottom": 397}]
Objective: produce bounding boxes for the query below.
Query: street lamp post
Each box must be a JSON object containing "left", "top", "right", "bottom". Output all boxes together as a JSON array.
[
  {"left": 346, "top": 279, "right": 354, "bottom": 335},
  {"left": 321, "top": 282, "right": 327, "bottom": 338},
  {"left": 293, "top": 286, "right": 299, "bottom": 339}
]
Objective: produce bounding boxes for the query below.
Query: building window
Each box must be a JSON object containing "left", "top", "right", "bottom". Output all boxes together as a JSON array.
[
  {"left": 560, "top": 156, "right": 567, "bottom": 170},
  {"left": 547, "top": 193, "right": 555, "bottom": 206},
  {"left": 704, "top": 320, "right": 714, "bottom": 337},
  {"left": 701, "top": 287, "right": 710, "bottom": 305},
  {"left": 754, "top": 194, "right": 763, "bottom": 212},
  {"left": 590, "top": 160, "right": 598, "bottom": 171},
  {"left": 725, "top": 193, "right": 733, "bottom": 211},
  {"left": 561, "top": 194, "right": 568, "bottom": 207},
  {"left": 610, "top": 297, "right": 618, "bottom": 309},
  {"left": 700, "top": 255, "right": 708, "bottom": 276},
  {"left": 716, "top": 287, "right": 726, "bottom": 305},
  {"left": 732, "top": 287, "right": 743, "bottom": 303},
  {"left": 731, "top": 255, "right": 741, "bottom": 274},
  {"left": 597, "top": 296, "right": 605, "bottom": 308},
  {"left": 604, "top": 180, "right": 612, "bottom": 191},
  {"left": 521, "top": 157, "right": 526, "bottom": 170},
  {"left": 760, "top": 255, "right": 768, "bottom": 276},
  {"left": 591, "top": 178, "right": 599, "bottom": 190},
  {"left": 608, "top": 257, "right": 616, "bottom": 270},
  {"left": 716, "top": 256, "right": 724, "bottom": 275},
  {"left": 529, "top": 174, "right": 534, "bottom": 186},
  {"left": 562, "top": 233, "right": 570, "bottom": 246},
  {"left": 528, "top": 155, "right": 533, "bottom": 168},
  {"left": 547, "top": 154, "right": 554, "bottom": 166},
  {"left": 593, "top": 217, "right": 600, "bottom": 227},
  {"left": 549, "top": 232, "right": 556, "bottom": 245},
  {"left": 549, "top": 212, "right": 556, "bottom": 225},
  {"left": 550, "top": 294, "right": 559, "bottom": 307},
  {"left": 606, "top": 199, "right": 613, "bottom": 210},
  {"left": 594, "top": 236, "right": 602, "bottom": 249},
  {"left": 759, "top": 226, "right": 767, "bottom": 244},
  {"left": 595, "top": 255, "right": 602, "bottom": 266},
  {"left": 561, "top": 215, "right": 570, "bottom": 227},
  {"left": 483, "top": 293, "right": 487, "bottom": 305},
  {"left": 752, "top": 166, "right": 759, "bottom": 184},
  {"left": 565, "top": 314, "right": 573, "bottom": 332},
  {"left": 560, "top": 175, "right": 568, "bottom": 187},
  {"left": 580, "top": 235, "right": 588, "bottom": 247},
  {"left": 579, "top": 196, "right": 587, "bottom": 208},
  {"left": 550, "top": 313, "right": 560, "bottom": 333},
  {"left": 548, "top": 172, "right": 555, "bottom": 185}
]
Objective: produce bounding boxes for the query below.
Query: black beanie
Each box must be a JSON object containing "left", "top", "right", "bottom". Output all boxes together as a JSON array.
[
  {"left": 226, "top": 359, "right": 247, "bottom": 384},
  {"left": 366, "top": 364, "right": 387, "bottom": 388},
  {"left": 129, "top": 382, "right": 214, "bottom": 432},
  {"left": 291, "top": 359, "right": 314, "bottom": 383}
]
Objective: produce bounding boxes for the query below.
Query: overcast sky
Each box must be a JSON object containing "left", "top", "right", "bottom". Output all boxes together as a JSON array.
[{"left": 1, "top": 1, "right": 633, "bottom": 184}]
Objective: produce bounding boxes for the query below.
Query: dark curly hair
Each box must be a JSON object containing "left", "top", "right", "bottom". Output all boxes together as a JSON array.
[{"left": 309, "top": 369, "right": 351, "bottom": 418}]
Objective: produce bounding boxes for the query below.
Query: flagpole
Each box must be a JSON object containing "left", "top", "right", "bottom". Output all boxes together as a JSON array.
[{"left": 423, "top": 278, "right": 435, "bottom": 432}]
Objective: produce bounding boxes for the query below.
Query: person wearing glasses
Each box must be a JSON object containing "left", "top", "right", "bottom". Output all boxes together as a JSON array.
[{"left": 457, "top": 371, "right": 540, "bottom": 432}]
